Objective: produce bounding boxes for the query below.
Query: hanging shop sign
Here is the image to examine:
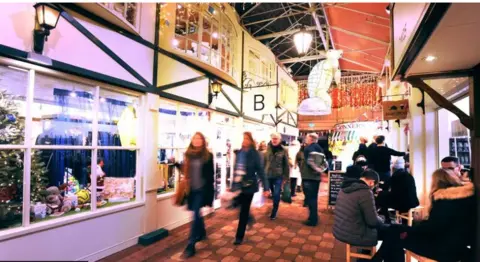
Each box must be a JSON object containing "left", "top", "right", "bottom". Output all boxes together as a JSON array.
[
  {"left": 243, "top": 72, "right": 277, "bottom": 119},
  {"left": 298, "top": 50, "right": 343, "bottom": 116},
  {"left": 382, "top": 99, "right": 409, "bottom": 120}
]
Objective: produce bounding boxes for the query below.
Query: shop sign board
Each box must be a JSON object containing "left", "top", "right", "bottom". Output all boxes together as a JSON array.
[
  {"left": 327, "top": 171, "right": 345, "bottom": 206},
  {"left": 383, "top": 99, "right": 409, "bottom": 120},
  {"left": 391, "top": 3, "right": 430, "bottom": 77}
]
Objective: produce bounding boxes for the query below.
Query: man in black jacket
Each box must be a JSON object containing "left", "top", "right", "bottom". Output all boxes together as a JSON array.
[
  {"left": 301, "top": 133, "right": 328, "bottom": 226},
  {"left": 369, "top": 135, "right": 406, "bottom": 223},
  {"left": 333, "top": 169, "right": 383, "bottom": 246}
]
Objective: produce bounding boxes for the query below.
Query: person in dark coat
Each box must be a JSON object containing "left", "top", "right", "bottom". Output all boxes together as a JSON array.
[
  {"left": 352, "top": 137, "right": 369, "bottom": 162},
  {"left": 373, "top": 169, "right": 476, "bottom": 262},
  {"left": 388, "top": 158, "right": 419, "bottom": 214},
  {"left": 264, "top": 132, "right": 290, "bottom": 220},
  {"left": 232, "top": 132, "right": 269, "bottom": 245},
  {"left": 333, "top": 169, "right": 383, "bottom": 246},
  {"left": 301, "top": 133, "right": 328, "bottom": 226},
  {"left": 175, "top": 132, "right": 214, "bottom": 258},
  {"left": 405, "top": 169, "right": 475, "bottom": 261}
]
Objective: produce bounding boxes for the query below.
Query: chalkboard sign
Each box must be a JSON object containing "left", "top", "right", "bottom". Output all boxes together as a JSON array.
[{"left": 328, "top": 171, "right": 345, "bottom": 206}]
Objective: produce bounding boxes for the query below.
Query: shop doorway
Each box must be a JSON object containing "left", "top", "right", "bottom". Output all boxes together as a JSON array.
[{"left": 211, "top": 117, "right": 235, "bottom": 209}]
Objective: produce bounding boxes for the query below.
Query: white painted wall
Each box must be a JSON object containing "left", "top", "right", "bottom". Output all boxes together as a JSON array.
[
  {"left": 0, "top": 3, "right": 155, "bottom": 87},
  {"left": 0, "top": 205, "right": 144, "bottom": 262}
]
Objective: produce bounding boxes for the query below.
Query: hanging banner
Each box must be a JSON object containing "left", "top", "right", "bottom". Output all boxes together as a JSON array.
[{"left": 383, "top": 99, "right": 409, "bottom": 120}]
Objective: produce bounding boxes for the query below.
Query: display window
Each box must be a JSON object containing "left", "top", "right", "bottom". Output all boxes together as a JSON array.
[
  {"left": 157, "top": 101, "right": 211, "bottom": 196},
  {"left": 437, "top": 96, "right": 471, "bottom": 167},
  {"left": 0, "top": 64, "right": 142, "bottom": 232}
]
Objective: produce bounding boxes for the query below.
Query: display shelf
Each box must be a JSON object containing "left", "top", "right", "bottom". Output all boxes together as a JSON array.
[
  {"left": 448, "top": 137, "right": 471, "bottom": 165},
  {"left": 30, "top": 198, "right": 136, "bottom": 224}
]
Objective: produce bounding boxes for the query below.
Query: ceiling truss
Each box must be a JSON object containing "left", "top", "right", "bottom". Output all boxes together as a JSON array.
[{"left": 233, "top": 3, "right": 390, "bottom": 77}]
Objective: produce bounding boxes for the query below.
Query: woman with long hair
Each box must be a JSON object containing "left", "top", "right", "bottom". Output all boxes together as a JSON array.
[
  {"left": 402, "top": 168, "right": 475, "bottom": 261},
  {"left": 373, "top": 168, "right": 475, "bottom": 262},
  {"left": 176, "top": 132, "right": 214, "bottom": 258},
  {"left": 232, "top": 132, "right": 269, "bottom": 245}
]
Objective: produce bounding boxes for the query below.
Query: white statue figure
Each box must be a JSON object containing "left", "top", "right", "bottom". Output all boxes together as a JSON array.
[{"left": 298, "top": 49, "right": 343, "bottom": 115}]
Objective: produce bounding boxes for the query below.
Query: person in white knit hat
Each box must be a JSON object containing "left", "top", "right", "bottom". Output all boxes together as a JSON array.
[{"left": 388, "top": 157, "right": 419, "bottom": 214}]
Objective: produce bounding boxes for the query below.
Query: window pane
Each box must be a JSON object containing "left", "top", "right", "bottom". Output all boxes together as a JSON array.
[
  {"left": 113, "top": 3, "right": 126, "bottom": 16},
  {"left": 187, "top": 9, "right": 199, "bottom": 41},
  {"left": 176, "top": 107, "right": 195, "bottom": 148},
  {"left": 202, "top": 15, "right": 211, "bottom": 33},
  {"left": 33, "top": 74, "right": 94, "bottom": 147},
  {"left": 200, "top": 45, "right": 210, "bottom": 63},
  {"left": 98, "top": 89, "right": 140, "bottom": 148},
  {"left": 30, "top": 149, "right": 92, "bottom": 224},
  {"left": 158, "top": 103, "right": 176, "bottom": 148},
  {"left": 188, "top": 40, "right": 198, "bottom": 57},
  {"left": 125, "top": 3, "right": 137, "bottom": 26},
  {"left": 438, "top": 96, "right": 471, "bottom": 167},
  {"left": 173, "top": 36, "right": 188, "bottom": 53},
  {"left": 157, "top": 149, "right": 176, "bottom": 195},
  {"left": 96, "top": 150, "right": 136, "bottom": 209},
  {"left": 0, "top": 65, "right": 28, "bottom": 145},
  {"left": 0, "top": 149, "right": 24, "bottom": 230}
]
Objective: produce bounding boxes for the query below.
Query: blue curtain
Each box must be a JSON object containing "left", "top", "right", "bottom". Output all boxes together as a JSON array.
[{"left": 36, "top": 88, "right": 135, "bottom": 188}]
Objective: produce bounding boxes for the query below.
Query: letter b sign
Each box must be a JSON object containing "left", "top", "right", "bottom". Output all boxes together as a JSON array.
[{"left": 254, "top": 95, "right": 265, "bottom": 111}]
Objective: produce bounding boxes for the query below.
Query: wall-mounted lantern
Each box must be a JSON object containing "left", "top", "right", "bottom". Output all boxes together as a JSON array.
[
  {"left": 209, "top": 80, "right": 222, "bottom": 105},
  {"left": 33, "top": 3, "right": 61, "bottom": 54}
]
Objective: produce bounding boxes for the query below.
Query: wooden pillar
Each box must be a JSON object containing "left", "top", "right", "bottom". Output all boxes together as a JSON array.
[{"left": 470, "top": 66, "right": 480, "bottom": 260}]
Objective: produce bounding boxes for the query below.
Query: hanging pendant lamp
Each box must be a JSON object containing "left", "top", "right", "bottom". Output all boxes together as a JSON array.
[{"left": 293, "top": 26, "right": 312, "bottom": 54}]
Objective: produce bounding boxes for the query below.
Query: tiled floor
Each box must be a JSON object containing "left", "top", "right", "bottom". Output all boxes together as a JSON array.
[{"left": 100, "top": 188, "right": 347, "bottom": 262}]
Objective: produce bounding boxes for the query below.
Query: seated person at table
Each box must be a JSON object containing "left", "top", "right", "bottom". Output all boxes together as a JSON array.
[
  {"left": 388, "top": 158, "right": 419, "bottom": 214},
  {"left": 401, "top": 169, "right": 475, "bottom": 262},
  {"left": 372, "top": 169, "right": 475, "bottom": 262},
  {"left": 333, "top": 169, "right": 384, "bottom": 247}
]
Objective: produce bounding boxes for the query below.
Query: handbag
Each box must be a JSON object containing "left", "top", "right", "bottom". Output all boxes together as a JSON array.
[
  {"left": 174, "top": 178, "right": 189, "bottom": 206},
  {"left": 173, "top": 162, "right": 190, "bottom": 206}
]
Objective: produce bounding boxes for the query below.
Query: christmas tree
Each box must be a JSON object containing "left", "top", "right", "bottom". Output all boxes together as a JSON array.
[{"left": 0, "top": 90, "right": 48, "bottom": 228}]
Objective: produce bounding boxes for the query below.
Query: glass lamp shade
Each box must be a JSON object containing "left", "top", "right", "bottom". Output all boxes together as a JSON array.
[
  {"left": 211, "top": 80, "right": 222, "bottom": 94},
  {"left": 294, "top": 30, "right": 313, "bottom": 54},
  {"left": 34, "top": 3, "right": 61, "bottom": 30}
]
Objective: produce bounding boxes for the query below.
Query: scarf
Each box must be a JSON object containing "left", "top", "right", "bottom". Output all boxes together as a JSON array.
[
  {"left": 269, "top": 142, "right": 283, "bottom": 154},
  {"left": 183, "top": 147, "right": 208, "bottom": 180}
]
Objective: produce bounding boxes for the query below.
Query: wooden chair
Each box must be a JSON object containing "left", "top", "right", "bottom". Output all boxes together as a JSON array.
[
  {"left": 405, "top": 250, "right": 436, "bottom": 262},
  {"left": 346, "top": 243, "right": 376, "bottom": 262},
  {"left": 396, "top": 206, "right": 424, "bottom": 226}
]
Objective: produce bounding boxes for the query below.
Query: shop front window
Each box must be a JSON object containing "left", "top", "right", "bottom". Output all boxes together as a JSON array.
[
  {"left": 158, "top": 102, "right": 177, "bottom": 195},
  {"left": 1, "top": 66, "right": 28, "bottom": 230},
  {"left": 157, "top": 102, "right": 212, "bottom": 196},
  {"left": 438, "top": 96, "right": 471, "bottom": 167},
  {"left": 0, "top": 65, "right": 142, "bottom": 231}
]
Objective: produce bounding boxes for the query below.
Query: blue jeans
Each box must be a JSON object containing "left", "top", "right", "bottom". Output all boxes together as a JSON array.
[
  {"left": 189, "top": 190, "right": 205, "bottom": 245},
  {"left": 268, "top": 177, "right": 283, "bottom": 216},
  {"left": 303, "top": 180, "right": 320, "bottom": 224}
]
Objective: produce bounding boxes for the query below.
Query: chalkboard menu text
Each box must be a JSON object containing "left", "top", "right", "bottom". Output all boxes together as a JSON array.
[{"left": 328, "top": 171, "right": 345, "bottom": 206}]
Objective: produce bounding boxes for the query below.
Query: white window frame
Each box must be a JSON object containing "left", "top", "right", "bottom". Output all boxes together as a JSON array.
[
  {"left": 100, "top": 3, "right": 142, "bottom": 33},
  {"left": 172, "top": 3, "right": 235, "bottom": 76},
  {"left": 0, "top": 61, "right": 144, "bottom": 239}
]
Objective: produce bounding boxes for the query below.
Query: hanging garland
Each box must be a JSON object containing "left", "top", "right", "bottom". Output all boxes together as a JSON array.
[{"left": 328, "top": 74, "right": 381, "bottom": 110}]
